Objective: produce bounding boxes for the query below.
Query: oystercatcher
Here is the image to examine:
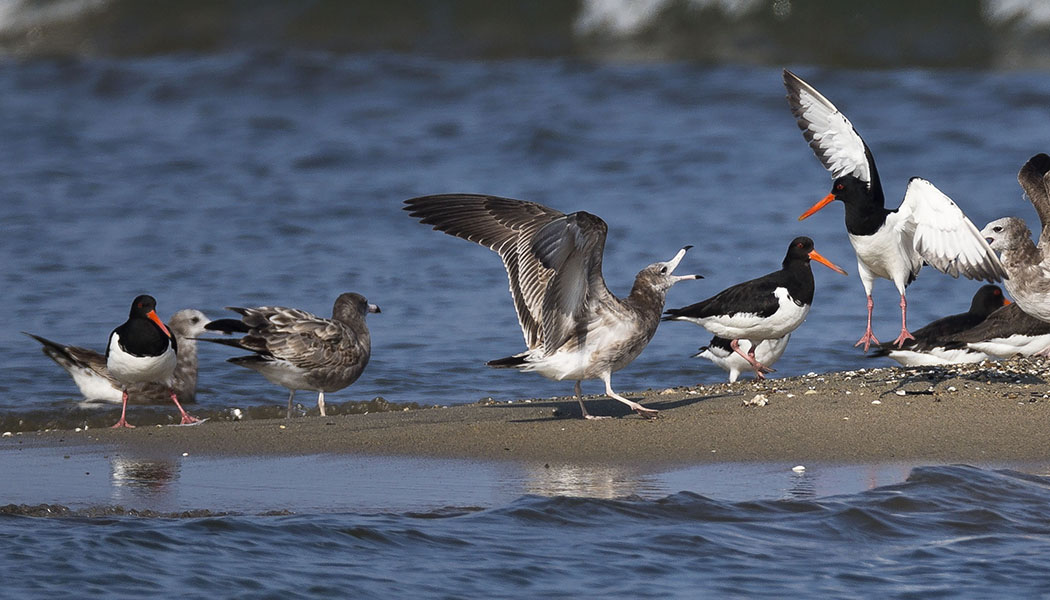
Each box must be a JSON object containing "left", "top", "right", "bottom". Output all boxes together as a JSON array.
[
  {"left": 105, "top": 295, "right": 200, "bottom": 428},
  {"left": 404, "top": 194, "right": 700, "bottom": 419},
  {"left": 784, "top": 69, "right": 1006, "bottom": 351},
  {"left": 694, "top": 334, "right": 790, "bottom": 383},
  {"left": 26, "top": 309, "right": 212, "bottom": 405},
  {"left": 664, "top": 237, "right": 846, "bottom": 379},
  {"left": 868, "top": 284, "right": 1008, "bottom": 366}
]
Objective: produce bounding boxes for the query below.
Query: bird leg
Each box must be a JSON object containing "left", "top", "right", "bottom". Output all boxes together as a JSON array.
[
  {"left": 730, "top": 339, "right": 774, "bottom": 379},
  {"left": 170, "top": 390, "right": 201, "bottom": 425},
  {"left": 602, "top": 373, "right": 658, "bottom": 419},
  {"left": 111, "top": 390, "right": 134, "bottom": 428},
  {"left": 854, "top": 295, "right": 881, "bottom": 351},
  {"left": 892, "top": 294, "right": 915, "bottom": 348},
  {"left": 318, "top": 391, "right": 326, "bottom": 417},
  {"left": 574, "top": 380, "right": 606, "bottom": 420},
  {"left": 287, "top": 389, "right": 295, "bottom": 419}
]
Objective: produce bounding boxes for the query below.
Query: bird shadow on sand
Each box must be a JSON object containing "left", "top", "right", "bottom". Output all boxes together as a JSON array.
[
  {"left": 490, "top": 392, "right": 728, "bottom": 422},
  {"left": 876, "top": 363, "right": 1047, "bottom": 398}
]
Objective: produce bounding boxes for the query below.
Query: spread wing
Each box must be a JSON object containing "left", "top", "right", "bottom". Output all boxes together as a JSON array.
[
  {"left": 897, "top": 177, "right": 1007, "bottom": 282},
  {"left": 1017, "top": 153, "right": 1050, "bottom": 251},
  {"left": 405, "top": 194, "right": 611, "bottom": 353},
  {"left": 783, "top": 69, "right": 873, "bottom": 184}
]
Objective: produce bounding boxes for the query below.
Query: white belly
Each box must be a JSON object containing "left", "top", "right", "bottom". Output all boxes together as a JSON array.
[
  {"left": 699, "top": 288, "right": 809, "bottom": 341},
  {"left": 523, "top": 317, "right": 644, "bottom": 381},
  {"left": 106, "top": 333, "right": 176, "bottom": 385},
  {"left": 848, "top": 226, "right": 920, "bottom": 290}
]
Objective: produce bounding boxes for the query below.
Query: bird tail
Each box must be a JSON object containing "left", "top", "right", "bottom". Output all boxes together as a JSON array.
[{"left": 487, "top": 354, "right": 528, "bottom": 369}]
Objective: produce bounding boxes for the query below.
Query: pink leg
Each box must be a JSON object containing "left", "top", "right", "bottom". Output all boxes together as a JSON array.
[
  {"left": 111, "top": 390, "right": 134, "bottom": 428},
  {"left": 730, "top": 339, "right": 774, "bottom": 379},
  {"left": 854, "top": 295, "right": 881, "bottom": 351},
  {"left": 892, "top": 294, "right": 915, "bottom": 348},
  {"left": 170, "top": 390, "right": 201, "bottom": 425}
]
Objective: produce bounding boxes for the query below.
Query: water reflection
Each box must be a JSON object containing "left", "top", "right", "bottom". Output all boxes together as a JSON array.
[
  {"left": 109, "top": 456, "right": 180, "bottom": 503},
  {"left": 521, "top": 463, "right": 663, "bottom": 499}
]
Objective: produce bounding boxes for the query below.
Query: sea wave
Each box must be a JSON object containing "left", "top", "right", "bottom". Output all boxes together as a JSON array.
[{"left": 1, "top": 0, "right": 1050, "bottom": 68}]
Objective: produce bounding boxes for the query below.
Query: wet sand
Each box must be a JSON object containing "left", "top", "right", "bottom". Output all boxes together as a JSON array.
[{"left": 6, "top": 359, "right": 1050, "bottom": 466}]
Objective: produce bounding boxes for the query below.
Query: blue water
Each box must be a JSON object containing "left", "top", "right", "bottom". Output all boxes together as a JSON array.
[
  {"left": 3, "top": 2, "right": 1050, "bottom": 597},
  {"left": 6, "top": 464, "right": 1050, "bottom": 598}
]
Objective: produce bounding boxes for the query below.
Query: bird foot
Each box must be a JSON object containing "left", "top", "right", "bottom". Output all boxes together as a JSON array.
[
  {"left": 854, "top": 330, "right": 881, "bottom": 352},
  {"left": 111, "top": 419, "right": 134, "bottom": 429},
  {"left": 633, "top": 406, "right": 660, "bottom": 420},
  {"left": 892, "top": 329, "right": 915, "bottom": 348},
  {"left": 179, "top": 414, "right": 202, "bottom": 425}
]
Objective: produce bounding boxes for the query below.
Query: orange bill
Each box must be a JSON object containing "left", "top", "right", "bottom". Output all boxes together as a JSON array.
[
  {"left": 147, "top": 309, "right": 173, "bottom": 338},
  {"left": 798, "top": 193, "right": 835, "bottom": 221},
  {"left": 1004, "top": 299, "right": 1013, "bottom": 306},
  {"left": 808, "top": 249, "right": 848, "bottom": 276}
]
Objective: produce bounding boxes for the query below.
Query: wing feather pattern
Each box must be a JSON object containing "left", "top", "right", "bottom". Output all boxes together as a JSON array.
[
  {"left": 783, "top": 69, "right": 871, "bottom": 184},
  {"left": 898, "top": 178, "right": 1007, "bottom": 282},
  {"left": 405, "top": 194, "right": 611, "bottom": 353}
]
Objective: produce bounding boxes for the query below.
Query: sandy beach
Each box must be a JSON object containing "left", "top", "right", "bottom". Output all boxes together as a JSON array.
[{"left": 6, "top": 359, "right": 1050, "bottom": 466}]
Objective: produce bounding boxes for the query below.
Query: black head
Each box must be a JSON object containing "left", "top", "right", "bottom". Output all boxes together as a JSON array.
[
  {"left": 970, "top": 285, "right": 1009, "bottom": 316},
  {"left": 129, "top": 294, "right": 158, "bottom": 318},
  {"left": 784, "top": 237, "right": 848, "bottom": 275},
  {"left": 828, "top": 175, "right": 871, "bottom": 205}
]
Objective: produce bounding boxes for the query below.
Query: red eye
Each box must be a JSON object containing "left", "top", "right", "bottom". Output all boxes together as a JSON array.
[{"left": 836, "top": 183, "right": 844, "bottom": 190}]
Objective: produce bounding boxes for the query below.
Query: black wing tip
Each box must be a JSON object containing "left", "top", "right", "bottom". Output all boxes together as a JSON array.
[{"left": 205, "top": 318, "right": 250, "bottom": 334}]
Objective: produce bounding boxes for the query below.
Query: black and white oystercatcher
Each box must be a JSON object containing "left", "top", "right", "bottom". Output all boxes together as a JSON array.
[
  {"left": 200, "top": 293, "right": 379, "bottom": 418},
  {"left": 105, "top": 295, "right": 200, "bottom": 428},
  {"left": 26, "top": 309, "right": 213, "bottom": 405},
  {"left": 982, "top": 154, "right": 1050, "bottom": 330},
  {"left": 404, "top": 194, "right": 700, "bottom": 419},
  {"left": 694, "top": 334, "right": 790, "bottom": 383},
  {"left": 868, "top": 284, "right": 1009, "bottom": 366},
  {"left": 664, "top": 237, "right": 846, "bottom": 379},
  {"left": 950, "top": 302, "right": 1050, "bottom": 360},
  {"left": 784, "top": 69, "right": 1006, "bottom": 351}
]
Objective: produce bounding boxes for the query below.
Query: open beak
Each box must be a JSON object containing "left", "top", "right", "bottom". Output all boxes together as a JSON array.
[
  {"left": 799, "top": 193, "right": 836, "bottom": 221},
  {"left": 668, "top": 245, "right": 703, "bottom": 281},
  {"left": 808, "top": 249, "right": 849, "bottom": 276},
  {"left": 147, "top": 309, "right": 173, "bottom": 338}
]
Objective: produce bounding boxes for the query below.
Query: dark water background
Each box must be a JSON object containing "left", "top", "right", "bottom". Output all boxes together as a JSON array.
[{"left": 3, "top": 1, "right": 1050, "bottom": 597}]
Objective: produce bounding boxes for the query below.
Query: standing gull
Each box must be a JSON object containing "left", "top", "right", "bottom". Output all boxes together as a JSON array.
[
  {"left": 981, "top": 153, "right": 1050, "bottom": 330},
  {"left": 664, "top": 237, "right": 847, "bottom": 379},
  {"left": 26, "top": 309, "right": 213, "bottom": 405},
  {"left": 868, "top": 284, "right": 1009, "bottom": 366},
  {"left": 694, "top": 334, "right": 791, "bottom": 383},
  {"left": 784, "top": 69, "right": 1006, "bottom": 350},
  {"left": 404, "top": 194, "right": 700, "bottom": 419},
  {"left": 200, "top": 293, "right": 379, "bottom": 418},
  {"left": 105, "top": 295, "right": 201, "bottom": 428}
]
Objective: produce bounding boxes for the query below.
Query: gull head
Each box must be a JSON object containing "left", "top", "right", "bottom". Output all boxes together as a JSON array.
[
  {"left": 636, "top": 245, "right": 702, "bottom": 293},
  {"left": 981, "top": 217, "right": 1031, "bottom": 253}
]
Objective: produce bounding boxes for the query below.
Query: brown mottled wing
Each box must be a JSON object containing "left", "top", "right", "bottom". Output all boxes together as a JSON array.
[
  {"left": 404, "top": 194, "right": 568, "bottom": 351},
  {"left": 231, "top": 306, "right": 366, "bottom": 371},
  {"left": 1018, "top": 153, "right": 1050, "bottom": 251},
  {"left": 529, "top": 211, "right": 611, "bottom": 353}
]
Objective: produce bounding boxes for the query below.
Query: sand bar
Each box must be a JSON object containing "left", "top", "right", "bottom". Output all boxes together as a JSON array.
[{"left": 4, "top": 360, "right": 1050, "bottom": 467}]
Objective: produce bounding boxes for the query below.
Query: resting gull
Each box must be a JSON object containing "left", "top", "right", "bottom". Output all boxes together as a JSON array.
[
  {"left": 404, "top": 194, "right": 700, "bottom": 419},
  {"left": 784, "top": 69, "right": 1006, "bottom": 351},
  {"left": 201, "top": 292, "right": 380, "bottom": 418}
]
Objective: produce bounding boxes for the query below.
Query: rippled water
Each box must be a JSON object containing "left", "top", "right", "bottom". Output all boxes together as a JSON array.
[
  {"left": 2, "top": 12, "right": 1050, "bottom": 597},
  {"left": 6, "top": 465, "right": 1050, "bottom": 598}
]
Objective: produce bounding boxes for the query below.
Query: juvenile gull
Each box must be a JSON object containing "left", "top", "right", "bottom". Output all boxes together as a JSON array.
[
  {"left": 200, "top": 292, "right": 379, "bottom": 418},
  {"left": 404, "top": 194, "right": 700, "bottom": 419},
  {"left": 694, "top": 334, "right": 790, "bottom": 383},
  {"left": 25, "top": 309, "right": 213, "bottom": 405},
  {"left": 784, "top": 69, "right": 1006, "bottom": 350},
  {"left": 868, "top": 284, "right": 1008, "bottom": 366},
  {"left": 982, "top": 154, "right": 1050, "bottom": 333},
  {"left": 664, "top": 237, "right": 847, "bottom": 380},
  {"left": 105, "top": 295, "right": 201, "bottom": 428}
]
